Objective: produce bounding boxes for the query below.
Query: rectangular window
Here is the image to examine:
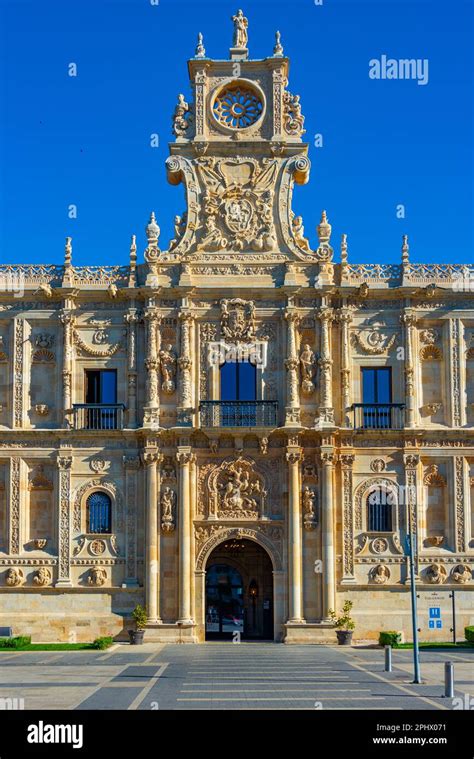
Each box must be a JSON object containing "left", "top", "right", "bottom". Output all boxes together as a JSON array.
[
  {"left": 85, "top": 370, "right": 117, "bottom": 404},
  {"left": 361, "top": 367, "right": 392, "bottom": 428}
]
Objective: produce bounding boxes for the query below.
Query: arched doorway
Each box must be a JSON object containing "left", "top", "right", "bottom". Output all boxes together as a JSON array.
[{"left": 205, "top": 539, "right": 274, "bottom": 641}]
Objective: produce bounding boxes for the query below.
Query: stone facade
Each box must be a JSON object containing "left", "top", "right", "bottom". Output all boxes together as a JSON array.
[{"left": 0, "top": 12, "right": 473, "bottom": 643}]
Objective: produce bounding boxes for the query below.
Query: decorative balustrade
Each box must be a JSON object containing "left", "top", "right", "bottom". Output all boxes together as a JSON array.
[
  {"left": 72, "top": 404, "right": 125, "bottom": 430},
  {"left": 352, "top": 403, "right": 405, "bottom": 430},
  {"left": 0, "top": 264, "right": 63, "bottom": 285},
  {"left": 341, "top": 263, "right": 402, "bottom": 285},
  {"left": 200, "top": 401, "right": 279, "bottom": 428},
  {"left": 71, "top": 266, "right": 130, "bottom": 285}
]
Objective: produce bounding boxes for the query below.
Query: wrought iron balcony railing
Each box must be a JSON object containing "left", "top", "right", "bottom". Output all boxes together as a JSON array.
[
  {"left": 200, "top": 401, "right": 279, "bottom": 428},
  {"left": 352, "top": 403, "right": 405, "bottom": 430},
  {"left": 72, "top": 404, "right": 125, "bottom": 430}
]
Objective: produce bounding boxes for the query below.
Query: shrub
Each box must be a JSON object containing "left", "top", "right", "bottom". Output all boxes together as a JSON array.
[
  {"left": 379, "top": 631, "right": 402, "bottom": 647},
  {"left": 92, "top": 636, "right": 114, "bottom": 650},
  {"left": 131, "top": 604, "right": 148, "bottom": 630},
  {"left": 328, "top": 600, "right": 355, "bottom": 631},
  {"left": 0, "top": 636, "right": 31, "bottom": 649},
  {"left": 464, "top": 626, "right": 474, "bottom": 643}
]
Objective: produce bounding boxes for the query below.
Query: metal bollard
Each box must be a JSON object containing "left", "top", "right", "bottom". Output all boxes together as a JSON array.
[
  {"left": 384, "top": 645, "right": 392, "bottom": 672},
  {"left": 444, "top": 661, "right": 454, "bottom": 698}
]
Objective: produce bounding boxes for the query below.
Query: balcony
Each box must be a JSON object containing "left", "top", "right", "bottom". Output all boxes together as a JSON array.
[
  {"left": 200, "top": 401, "right": 278, "bottom": 428},
  {"left": 352, "top": 403, "right": 405, "bottom": 430},
  {"left": 72, "top": 404, "right": 125, "bottom": 431}
]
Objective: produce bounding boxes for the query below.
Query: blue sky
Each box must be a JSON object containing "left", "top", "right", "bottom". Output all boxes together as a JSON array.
[{"left": 0, "top": 0, "right": 472, "bottom": 266}]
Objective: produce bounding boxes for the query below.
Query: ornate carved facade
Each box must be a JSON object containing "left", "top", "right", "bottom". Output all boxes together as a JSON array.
[{"left": 0, "top": 11, "right": 473, "bottom": 642}]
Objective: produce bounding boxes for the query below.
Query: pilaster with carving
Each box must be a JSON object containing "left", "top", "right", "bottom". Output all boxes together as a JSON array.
[
  {"left": 284, "top": 310, "right": 300, "bottom": 425},
  {"left": 59, "top": 310, "right": 75, "bottom": 428},
  {"left": 403, "top": 453, "right": 420, "bottom": 578},
  {"left": 124, "top": 310, "right": 139, "bottom": 428},
  {"left": 453, "top": 456, "right": 466, "bottom": 553},
  {"left": 177, "top": 448, "right": 194, "bottom": 624},
  {"left": 177, "top": 312, "right": 195, "bottom": 426},
  {"left": 340, "top": 453, "right": 356, "bottom": 584},
  {"left": 8, "top": 457, "right": 21, "bottom": 555},
  {"left": 400, "top": 312, "right": 417, "bottom": 428},
  {"left": 316, "top": 307, "right": 334, "bottom": 426},
  {"left": 56, "top": 454, "right": 73, "bottom": 587},
  {"left": 123, "top": 455, "right": 141, "bottom": 586},
  {"left": 337, "top": 308, "right": 352, "bottom": 427},
  {"left": 448, "top": 319, "right": 463, "bottom": 427},
  {"left": 143, "top": 449, "right": 162, "bottom": 623},
  {"left": 12, "top": 317, "right": 24, "bottom": 429},
  {"left": 143, "top": 308, "right": 161, "bottom": 428}
]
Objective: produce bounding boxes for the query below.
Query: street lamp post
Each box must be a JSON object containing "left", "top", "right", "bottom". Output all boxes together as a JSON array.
[{"left": 407, "top": 502, "right": 421, "bottom": 684}]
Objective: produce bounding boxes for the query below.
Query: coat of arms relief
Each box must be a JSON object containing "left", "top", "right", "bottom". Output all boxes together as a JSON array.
[{"left": 204, "top": 457, "right": 267, "bottom": 519}]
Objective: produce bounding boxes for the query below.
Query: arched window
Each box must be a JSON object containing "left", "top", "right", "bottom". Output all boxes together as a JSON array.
[
  {"left": 367, "top": 488, "right": 392, "bottom": 532},
  {"left": 87, "top": 491, "right": 112, "bottom": 534}
]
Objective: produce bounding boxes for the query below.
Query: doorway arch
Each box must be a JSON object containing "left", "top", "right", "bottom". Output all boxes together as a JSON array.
[{"left": 204, "top": 539, "right": 274, "bottom": 641}]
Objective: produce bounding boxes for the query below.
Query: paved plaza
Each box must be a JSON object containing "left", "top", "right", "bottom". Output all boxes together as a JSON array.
[{"left": 0, "top": 644, "right": 472, "bottom": 710}]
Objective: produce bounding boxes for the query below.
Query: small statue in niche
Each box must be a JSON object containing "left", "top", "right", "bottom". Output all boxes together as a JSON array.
[
  {"left": 159, "top": 343, "right": 177, "bottom": 394},
  {"left": 302, "top": 485, "right": 317, "bottom": 529},
  {"left": 300, "top": 343, "right": 316, "bottom": 395},
  {"left": 161, "top": 487, "right": 176, "bottom": 533}
]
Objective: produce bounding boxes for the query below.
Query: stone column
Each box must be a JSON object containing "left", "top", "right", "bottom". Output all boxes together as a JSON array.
[
  {"left": 56, "top": 453, "right": 73, "bottom": 588},
  {"left": 190, "top": 455, "right": 197, "bottom": 622},
  {"left": 401, "top": 312, "right": 417, "bottom": 428},
  {"left": 59, "top": 311, "right": 75, "bottom": 428},
  {"left": 124, "top": 309, "right": 138, "bottom": 428},
  {"left": 453, "top": 456, "right": 467, "bottom": 553},
  {"left": 286, "top": 447, "right": 304, "bottom": 622},
  {"left": 338, "top": 308, "right": 352, "bottom": 427},
  {"left": 284, "top": 310, "right": 300, "bottom": 425},
  {"left": 123, "top": 455, "right": 140, "bottom": 587},
  {"left": 404, "top": 453, "right": 420, "bottom": 579},
  {"left": 340, "top": 453, "right": 356, "bottom": 584},
  {"left": 320, "top": 450, "right": 336, "bottom": 619},
  {"left": 177, "top": 312, "right": 194, "bottom": 426},
  {"left": 317, "top": 307, "right": 334, "bottom": 426},
  {"left": 143, "top": 308, "right": 160, "bottom": 428},
  {"left": 177, "top": 448, "right": 193, "bottom": 624},
  {"left": 143, "top": 450, "right": 161, "bottom": 623}
]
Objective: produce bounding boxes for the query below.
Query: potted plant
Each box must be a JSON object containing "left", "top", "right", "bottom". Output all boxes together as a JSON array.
[
  {"left": 328, "top": 600, "right": 355, "bottom": 646},
  {"left": 129, "top": 604, "right": 147, "bottom": 645}
]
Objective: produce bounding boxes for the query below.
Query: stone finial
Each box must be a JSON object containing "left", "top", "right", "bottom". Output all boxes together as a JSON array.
[
  {"left": 317, "top": 211, "right": 332, "bottom": 246},
  {"left": 64, "top": 237, "right": 72, "bottom": 267},
  {"left": 341, "top": 233, "right": 348, "bottom": 265},
  {"left": 128, "top": 234, "right": 137, "bottom": 287},
  {"left": 146, "top": 212, "right": 160, "bottom": 245},
  {"left": 273, "top": 31, "right": 284, "bottom": 57},
  {"left": 402, "top": 234, "right": 409, "bottom": 264},
  {"left": 195, "top": 32, "right": 206, "bottom": 58}
]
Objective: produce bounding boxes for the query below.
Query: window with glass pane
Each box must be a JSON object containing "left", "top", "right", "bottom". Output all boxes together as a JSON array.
[
  {"left": 361, "top": 367, "right": 392, "bottom": 428},
  {"left": 367, "top": 489, "right": 392, "bottom": 532},
  {"left": 87, "top": 492, "right": 112, "bottom": 534},
  {"left": 219, "top": 359, "right": 257, "bottom": 425}
]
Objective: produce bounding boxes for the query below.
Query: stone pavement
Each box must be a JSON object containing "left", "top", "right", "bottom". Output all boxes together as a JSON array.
[{"left": 0, "top": 644, "right": 472, "bottom": 710}]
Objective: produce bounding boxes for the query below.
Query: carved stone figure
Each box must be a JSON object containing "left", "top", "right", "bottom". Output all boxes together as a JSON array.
[
  {"left": 159, "top": 343, "right": 177, "bottom": 393},
  {"left": 34, "top": 333, "right": 55, "bottom": 349},
  {"left": 232, "top": 9, "right": 248, "bottom": 48},
  {"left": 425, "top": 563, "right": 447, "bottom": 584},
  {"left": 299, "top": 343, "right": 316, "bottom": 395},
  {"left": 88, "top": 567, "right": 107, "bottom": 587},
  {"left": 291, "top": 214, "right": 310, "bottom": 251},
  {"left": 169, "top": 212, "right": 187, "bottom": 250},
  {"left": 451, "top": 564, "right": 472, "bottom": 584},
  {"left": 5, "top": 567, "right": 24, "bottom": 586},
  {"left": 283, "top": 92, "right": 305, "bottom": 136},
  {"left": 209, "top": 458, "right": 266, "bottom": 519},
  {"left": 33, "top": 567, "right": 51, "bottom": 586},
  {"left": 220, "top": 298, "right": 256, "bottom": 342},
  {"left": 302, "top": 485, "right": 317, "bottom": 530},
  {"left": 161, "top": 487, "right": 176, "bottom": 533},
  {"left": 371, "top": 564, "right": 390, "bottom": 584},
  {"left": 173, "top": 93, "right": 192, "bottom": 137}
]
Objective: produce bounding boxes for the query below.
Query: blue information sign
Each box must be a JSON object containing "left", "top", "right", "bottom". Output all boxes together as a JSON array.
[
  {"left": 429, "top": 607, "right": 441, "bottom": 619},
  {"left": 428, "top": 620, "right": 435, "bottom": 629}
]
